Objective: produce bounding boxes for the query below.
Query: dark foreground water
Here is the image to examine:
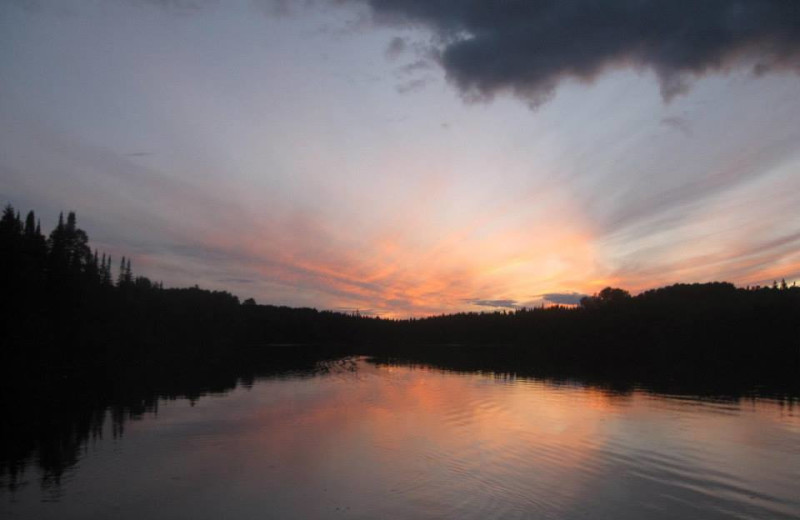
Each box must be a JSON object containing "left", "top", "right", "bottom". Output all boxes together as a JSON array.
[{"left": 3, "top": 358, "right": 799, "bottom": 520}]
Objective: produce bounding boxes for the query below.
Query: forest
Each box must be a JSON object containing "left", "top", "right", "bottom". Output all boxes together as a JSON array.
[
  {"left": 2, "top": 203, "right": 800, "bottom": 492},
  {"left": 3, "top": 203, "right": 800, "bottom": 386}
]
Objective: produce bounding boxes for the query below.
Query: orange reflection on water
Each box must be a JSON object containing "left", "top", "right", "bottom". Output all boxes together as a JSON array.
[
  {"left": 242, "top": 363, "right": 624, "bottom": 503},
  {"left": 107, "top": 360, "right": 800, "bottom": 520}
]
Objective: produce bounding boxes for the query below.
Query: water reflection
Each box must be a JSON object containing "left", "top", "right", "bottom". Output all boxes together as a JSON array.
[{"left": 2, "top": 357, "right": 799, "bottom": 520}]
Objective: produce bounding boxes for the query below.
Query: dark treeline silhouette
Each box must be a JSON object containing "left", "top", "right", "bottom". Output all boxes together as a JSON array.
[
  {"left": 4, "top": 202, "right": 799, "bottom": 383},
  {"left": 2, "top": 203, "right": 800, "bottom": 493},
  {"left": 0, "top": 204, "right": 352, "bottom": 493},
  {"left": 373, "top": 282, "right": 800, "bottom": 385}
]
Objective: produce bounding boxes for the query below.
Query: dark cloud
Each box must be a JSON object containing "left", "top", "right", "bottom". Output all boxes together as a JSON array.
[
  {"left": 540, "top": 292, "right": 587, "bottom": 305},
  {"left": 385, "top": 36, "right": 407, "bottom": 59},
  {"left": 467, "top": 298, "right": 518, "bottom": 309},
  {"left": 361, "top": 0, "right": 800, "bottom": 104}
]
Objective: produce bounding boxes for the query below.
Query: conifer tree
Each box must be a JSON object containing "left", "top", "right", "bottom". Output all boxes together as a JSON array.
[
  {"left": 100, "top": 253, "right": 107, "bottom": 281},
  {"left": 86, "top": 249, "right": 100, "bottom": 283},
  {"left": 24, "top": 211, "right": 36, "bottom": 237},
  {"left": 118, "top": 256, "right": 127, "bottom": 286},
  {"left": 48, "top": 212, "right": 67, "bottom": 268},
  {"left": 0, "top": 204, "right": 22, "bottom": 236},
  {"left": 101, "top": 254, "right": 113, "bottom": 287}
]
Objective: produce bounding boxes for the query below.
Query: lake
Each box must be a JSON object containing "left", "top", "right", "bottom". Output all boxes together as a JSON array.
[{"left": 2, "top": 357, "right": 799, "bottom": 519}]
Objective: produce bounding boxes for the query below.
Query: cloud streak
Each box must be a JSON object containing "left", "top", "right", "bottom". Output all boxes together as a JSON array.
[
  {"left": 467, "top": 298, "right": 518, "bottom": 309},
  {"left": 362, "top": 0, "right": 800, "bottom": 104},
  {"left": 541, "top": 292, "right": 587, "bottom": 306}
]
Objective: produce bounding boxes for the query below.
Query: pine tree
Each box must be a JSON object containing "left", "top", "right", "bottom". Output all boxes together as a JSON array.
[
  {"left": 48, "top": 212, "right": 67, "bottom": 268},
  {"left": 118, "top": 256, "right": 127, "bottom": 286},
  {"left": 86, "top": 249, "right": 100, "bottom": 284},
  {"left": 0, "top": 204, "right": 22, "bottom": 236},
  {"left": 66, "top": 211, "right": 76, "bottom": 232},
  {"left": 24, "top": 211, "right": 36, "bottom": 237},
  {"left": 101, "top": 254, "right": 112, "bottom": 286},
  {"left": 115, "top": 256, "right": 132, "bottom": 286}
]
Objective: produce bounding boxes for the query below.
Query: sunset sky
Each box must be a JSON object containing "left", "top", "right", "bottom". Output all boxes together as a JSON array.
[{"left": 2, "top": 0, "right": 800, "bottom": 316}]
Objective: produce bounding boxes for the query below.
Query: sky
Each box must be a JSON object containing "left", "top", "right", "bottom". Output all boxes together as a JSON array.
[{"left": 2, "top": 0, "right": 800, "bottom": 317}]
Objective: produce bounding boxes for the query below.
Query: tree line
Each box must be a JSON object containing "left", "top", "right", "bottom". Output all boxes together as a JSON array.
[
  {"left": 2, "top": 202, "right": 799, "bottom": 493},
  {"left": 0, "top": 204, "right": 246, "bottom": 381},
  {"left": 3, "top": 202, "right": 800, "bottom": 384}
]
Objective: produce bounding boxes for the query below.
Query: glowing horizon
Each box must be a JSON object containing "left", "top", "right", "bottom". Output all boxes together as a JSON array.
[{"left": 2, "top": 1, "right": 800, "bottom": 318}]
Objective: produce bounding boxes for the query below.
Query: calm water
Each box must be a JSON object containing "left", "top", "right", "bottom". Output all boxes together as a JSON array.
[{"left": 3, "top": 358, "right": 800, "bottom": 520}]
